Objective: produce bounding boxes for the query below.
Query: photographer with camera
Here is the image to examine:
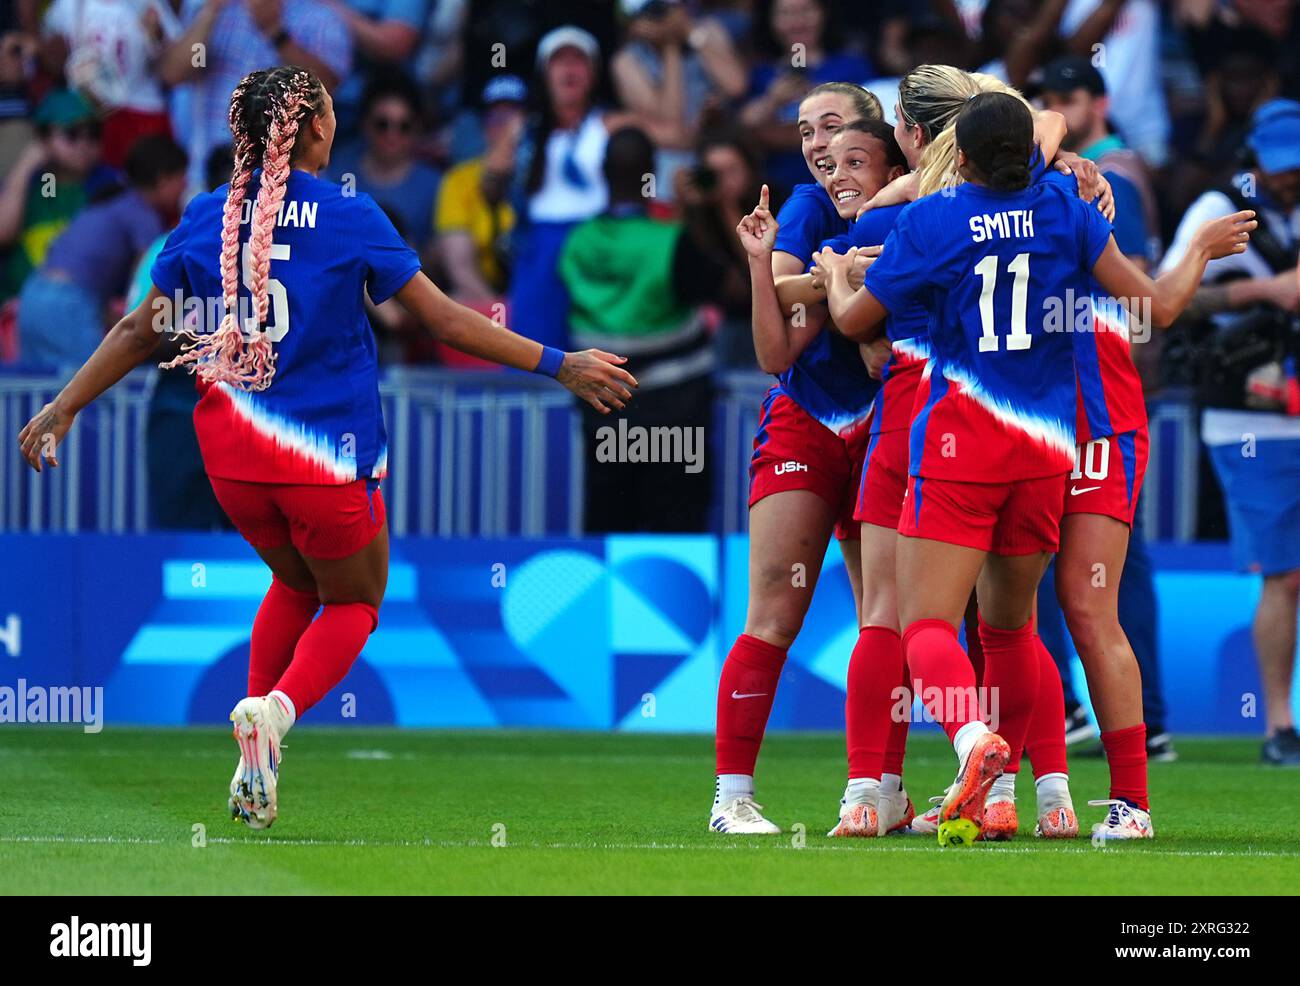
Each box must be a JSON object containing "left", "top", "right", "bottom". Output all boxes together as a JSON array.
[{"left": 1162, "top": 98, "right": 1300, "bottom": 766}]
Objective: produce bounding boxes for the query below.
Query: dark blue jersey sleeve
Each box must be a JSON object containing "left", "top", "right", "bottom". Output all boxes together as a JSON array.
[
  {"left": 358, "top": 194, "right": 422, "bottom": 304},
  {"left": 150, "top": 192, "right": 210, "bottom": 297},
  {"left": 773, "top": 183, "right": 840, "bottom": 266},
  {"left": 862, "top": 205, "right": 934, "bottom": 314},
  {"left": 1105, "top": 172, "right": 1148, "bottom": 258}
]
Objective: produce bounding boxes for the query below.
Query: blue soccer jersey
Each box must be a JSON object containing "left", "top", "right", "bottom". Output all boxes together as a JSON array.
[
  {"left": 151, "top": 170, "right": 421, "bottom": 485},
  {"left": 819, "top": 203, "right": 931, "bottom": 434},
  {"left": 770, "top": 182, "right": 878, "bottom": 435},
  {"left": 864, "top": 179, "right": 1113, "bottom": 482}
]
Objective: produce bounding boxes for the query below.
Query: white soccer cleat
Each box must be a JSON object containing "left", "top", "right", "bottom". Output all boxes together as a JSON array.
[
  {"left": 1088, "top": 799, "right": 1154, "bottom": 841},
  {"left": 827, "top": 799, "right": 878, "bottom": 837},
  {"left": 229, "top": 696, "right": 283, "bottom": 830},
  {"left": 877, "top": 787, "right": 915, "bottom": 835},
  {"left": 709, "top": 796, "right": 781, "bottom": 834},
  {"left": 909, "top": 790, "right": 948, "bottom": 835}
]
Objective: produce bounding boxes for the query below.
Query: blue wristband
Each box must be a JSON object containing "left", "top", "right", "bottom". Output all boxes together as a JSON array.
[{"left": 535, "top": 345, "right": 565, "bottom": 378}]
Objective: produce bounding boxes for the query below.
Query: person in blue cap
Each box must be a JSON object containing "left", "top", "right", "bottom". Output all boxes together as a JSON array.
[{"left": 1163, "top": 97, "right": 1300, "bottom": 765}]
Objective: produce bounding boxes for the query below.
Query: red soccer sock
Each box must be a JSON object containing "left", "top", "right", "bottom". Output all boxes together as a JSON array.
[
  {"left": 901, "top": 619, "right": 980, "bottom": 743},
  {"left": 247, "top": 578, "right": 320, "bottom": 697},
  {"left": 883, "top": 659, "right": 912, "bottom": 777},
  {"left": 715, "top": 634, "right": 787, "bottom": 775},
  {"left": 977, "top": 616, "right": 1040, "bottom": 774},
  {"left": 965, "top": 613, "right": 986, "bottom": 686},
  {"left": 1024, "top": 632, "right": 1069, "bottom": 779},
  {"left": 272, "top": 602, "right": 378, "bottom": 718},
  {"left": 846, "top": 625, "right": 904, "bottom": 780},
  {"left": 1101, "top": 723, "right": 1149, "bottom": 810}
]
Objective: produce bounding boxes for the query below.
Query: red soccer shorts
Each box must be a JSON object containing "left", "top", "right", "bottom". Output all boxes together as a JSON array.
[
  {"left": 898, "top": 472, "right": 1067, "bottom": 555},
  {"left": 854, "top": 426, "right": 909, "bottom": 529},
  {"left": 749, "top": 391, "right": 869, "bottom": 540},
  {"left": 1063, "top": 427, "right": 1149, "bottom": 525},
  {"left": 208, "top": 477, "right": 386, "bottom": 560}
]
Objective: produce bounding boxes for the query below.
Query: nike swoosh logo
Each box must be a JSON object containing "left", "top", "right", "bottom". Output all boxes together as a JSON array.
[
  {"left": 731, "top": 691, "right": 768, "bottom": 700},
  {"left": 1070, "top": 485, "right": 1101, "bottom": 496}
]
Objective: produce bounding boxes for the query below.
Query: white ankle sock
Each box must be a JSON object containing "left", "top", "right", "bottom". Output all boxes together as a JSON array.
[
  {"left": 953, "top": 720, "right": 990, "bottom": 768},
  {"left": 714, "top": 773, "right": 753, "bottom": 808},
  {"left": 988, "top": 771, "right": 1016, "bottom": 803},
  {"left": 879, "top": 772, "right": 903, "bottom": 797},
  {"left": 1035, "top": 771, "right": 1072, "bottom": 810},
  {"left": 844, "top": 776, "right": 880, "bottom": 807},
  {"left": 267, "top": 690, "right": 297, "bottom": 735}
]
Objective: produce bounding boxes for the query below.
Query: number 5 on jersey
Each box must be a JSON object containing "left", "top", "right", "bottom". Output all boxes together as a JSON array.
[{"left": 240, "top": 242, "right": 291, "bottom": 342}]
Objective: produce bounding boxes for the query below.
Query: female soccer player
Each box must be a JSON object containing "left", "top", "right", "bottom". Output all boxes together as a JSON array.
[
  {"left": 710, "top": 81, "right": 896, "bottom": 836},
  {"left": 17, "top": 66, "right": 637, "bottom": 830},
  {"left": 817, "top": 92, "right": 1253, "bottom": 845},
  {"left": 777, "top": 67, "right": 1091, "bottom": 839}
]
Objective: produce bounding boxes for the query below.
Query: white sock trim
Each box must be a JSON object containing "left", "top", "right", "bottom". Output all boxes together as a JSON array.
[
  {"left": 953, "top": 720, "right": 990, "bottom": 768},
  {"left": 267, "top": 689, "right": 297, "bottom": 732},
  {"left": 714, "top": 773, "right": 754, "bottom": 808}
]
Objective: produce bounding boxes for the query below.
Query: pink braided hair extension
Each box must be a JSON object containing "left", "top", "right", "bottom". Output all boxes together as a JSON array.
[{"left": 162, "top": 68, "right": 317, "bottom": 392}]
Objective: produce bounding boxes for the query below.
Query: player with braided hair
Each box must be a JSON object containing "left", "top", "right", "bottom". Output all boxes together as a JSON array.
[{"left": 18, "top": 66, "right": 637, "bottom": 830}]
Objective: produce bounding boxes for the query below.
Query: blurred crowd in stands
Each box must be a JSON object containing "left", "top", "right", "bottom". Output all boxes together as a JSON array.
[{"left": 0, "top": 0, "right": 1296, "bottom": 372}]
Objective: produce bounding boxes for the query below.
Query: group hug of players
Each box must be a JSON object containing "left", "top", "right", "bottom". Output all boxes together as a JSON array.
[{"left": 711, "top": 65, "right": 1255, "bottom": 846}]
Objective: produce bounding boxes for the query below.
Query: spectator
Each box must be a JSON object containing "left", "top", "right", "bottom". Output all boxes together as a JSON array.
[
  {"left": 0, "top": 89, "right": 116, "bottom": 304},
  {"left": 487, "top": 26, "right": 647, "bottom": 351},
  {"left": 558, "top": 126, "right": 722, "bottom": 533},
  {"left": 1163, "top": 99, "right": 1300, "bottom": 765},
  {"left": 1057, "top": 0, "right": 1170, "bottom": 167},
  {"left": 611, "top": 0, "right": 747, "bottom": 200},
  {"left": 1177, "top": 0, "right": 1300, "bottom": 102},
  {"left": 39, "top": 0, "right": 183, "bottom": 168},
  {"left": 327, "top": 71, "right": 441, "bottom": 253},
  {"left": 323, "top": 0, "right": 431, "bottom": 139},
  {"left": 1041, "top": 55, "right": 1160, "bottom": 269},
  {"left": 434, "top": 74, "right": 525, "bottom": 302},
  {"left": 159, "top": 0, "right": 351, "bottom": 193},
  {"left": 674, "top": 127, "right": 765, "bottom": 368},
  {"left": 740, "top": 0, "right": 875, "bottom": 197},
  {"left": 131, "top": 143, "right": 234, "bottom": 531},
  {"left": 17, "top": 133, "right": 187, "bottom": 366},
  {"left": 0, "top": 29, "right": 36, "bottom": 175}
]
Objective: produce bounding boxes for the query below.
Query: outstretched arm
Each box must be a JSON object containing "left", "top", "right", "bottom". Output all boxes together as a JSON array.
[
  {"left": 393, "top": 272, "right": 637, "bottom": 414},
  {"left": 1091, "top": 210, "right": 1257, "bottom": 329},
  {"left": 18, "top": 287, "right": 168, "bottom": 471}
]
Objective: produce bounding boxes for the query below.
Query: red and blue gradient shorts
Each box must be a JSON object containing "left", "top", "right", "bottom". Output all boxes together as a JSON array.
[
  {"left": 898, "top": 472, "right": 1067, "bottom": 555},
  {"left": 1063, "top": 427, "right": 1149, "bottom": 525},
  {"left": 748, "top": 392, "right": 870, "bottom": 541},
  {"left": 854, "top": 426, "right": 909, "bottom": 529},
  {"left": 208, "top": 476, "right": 386, "bottom": 560}
]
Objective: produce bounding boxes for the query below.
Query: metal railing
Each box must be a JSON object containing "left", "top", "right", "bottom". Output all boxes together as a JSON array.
[{"left": 0, "top": 367, "right": 1203, "bottom": 539}]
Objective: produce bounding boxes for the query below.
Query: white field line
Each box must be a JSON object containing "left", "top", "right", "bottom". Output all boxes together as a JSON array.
[{"left": 1, "top": 834, "right": 1297, "bottom": 859}]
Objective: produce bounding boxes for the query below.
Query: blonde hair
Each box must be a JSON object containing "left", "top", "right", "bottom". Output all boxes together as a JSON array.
[
  {"left": 163, "top": 66, "right": 325, "bottom": 391},
  {"left": 899, "top": 65, "right": 1032, "bottom": 197}
]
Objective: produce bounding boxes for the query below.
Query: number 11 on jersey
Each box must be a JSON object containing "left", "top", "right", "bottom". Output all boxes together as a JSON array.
[{"left": 974, "top": 252, "right": 1031, "bottom": 353}]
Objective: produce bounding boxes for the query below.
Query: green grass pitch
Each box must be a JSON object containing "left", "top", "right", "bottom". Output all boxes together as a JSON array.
[{"left": 1, "top": 727, "right": 1296, "bottom": 895}]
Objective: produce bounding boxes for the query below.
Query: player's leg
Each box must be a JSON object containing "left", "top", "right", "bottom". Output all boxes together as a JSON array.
[
  {"left": 842, "top": 427, "right": 913, "bottom": 835},
  {"left": 229, "top": 481, "right": 389, "bottom": 830},
  {"left": 247, "top": 544, "right": 320, "bottom": 696},
  {"left": 712, "top": 489, "right": 836, "bottom": 834},
  {"left": 1117, "top": 513, "right": 1174, "bottom": 760},
  {"left": 835, "top": 520, "right": 903, "bottom": 837},
  {"left": 897, "top": 528, "right": 1009, "bottom": 846},
  {"left": 1055, "top": 511, "right": 1154, "bottom": 839}
]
